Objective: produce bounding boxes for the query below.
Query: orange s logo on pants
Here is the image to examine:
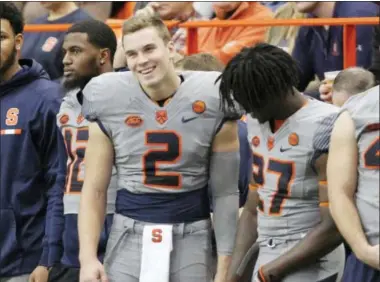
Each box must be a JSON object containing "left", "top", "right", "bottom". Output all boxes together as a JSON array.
[{"left": 152, "top": 228, "right": 163, "bottom": 243}]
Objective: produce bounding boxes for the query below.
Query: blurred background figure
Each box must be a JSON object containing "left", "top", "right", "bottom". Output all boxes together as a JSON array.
[
  {"left": 369, "top": 25, "right": 380, "bottom": 83},
  {"left": 292, "top": 1, "right": 379, "bottom": 99},
  {"left": 196, "top": 2, "right": 273, "bottom": 65},
  {"left": 260, "top": 1, "right": 287, "bottom": 12},
  {"left": 133, "top": 1, "right": 273, "bottom": 65},
  {"left": 265, "top": 2, "right": 306, "bottom": 54},
  {"left": 15, "top": 1, "right": 111, "bottom": 23}
]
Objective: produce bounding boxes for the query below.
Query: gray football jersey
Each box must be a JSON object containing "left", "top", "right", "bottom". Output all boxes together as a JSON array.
[
  {"left": 82, "top": 71, "right": 230, "bottom": 194},
  {"left": 247, "top": 98, "right": 339, "bottom": 241},
  {"left": 57, "top": 90, "right": 117, "bottom": 214},
  {"left": 341, "top": 85, "right": 380, "bottom": 245}
]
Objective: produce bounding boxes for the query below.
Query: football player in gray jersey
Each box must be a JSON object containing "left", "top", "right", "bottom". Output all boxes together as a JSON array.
[
  {"left": 78, "top": 14, "right": 240, "bottom": 282},
  {"left": 328, "top": 86, "right": 380, "bottom": 281},
  {"left": 48, "top": 20, "right": 117, "bottom": 282},
  {"left": 219, "top": 44, "right": 345, "bottom": 282}
]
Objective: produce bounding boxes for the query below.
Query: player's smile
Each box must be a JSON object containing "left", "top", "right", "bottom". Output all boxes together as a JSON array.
[{"left": 139, "top": 66, "right": 156, "bottom": 76}]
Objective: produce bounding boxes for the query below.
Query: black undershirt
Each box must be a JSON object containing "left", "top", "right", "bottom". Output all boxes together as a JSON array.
[{"left": 147, "top": 75, "right": 184, "bottom": 107}]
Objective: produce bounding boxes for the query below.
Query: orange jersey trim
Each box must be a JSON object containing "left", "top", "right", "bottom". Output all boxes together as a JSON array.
[
  {"left": 319, "top": 202, "right": 329, "bottom": 207},
  {"left": 249, "top": 183, "right": 258, "bottom": 191}
]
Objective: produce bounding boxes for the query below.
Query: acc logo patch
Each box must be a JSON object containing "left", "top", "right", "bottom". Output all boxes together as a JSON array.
[
  {"left": 155, "top": 110, "right": 168, "bottom": 125},
  {"left": 288, "top": 132, "right": 299, "bottom": 146},
  {"left": 192, "top": 100, "right": 206, "bottom": 114},
  {"left": 251, "top": 136, "right": 260, "bottom": 147},
  {"left": 59, "top": 114, "right": 69, "bottom": 125},
  {"left": 41, "top": 37, "right": 58, "bottom": 52},
  {"left": 125, "top": 115, "right": 143, "bottom": 127}
]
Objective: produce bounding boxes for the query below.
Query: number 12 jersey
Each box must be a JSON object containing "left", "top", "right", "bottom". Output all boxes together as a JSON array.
[{"left": 57, "top": 90, "right": 117, "bottom": 267}]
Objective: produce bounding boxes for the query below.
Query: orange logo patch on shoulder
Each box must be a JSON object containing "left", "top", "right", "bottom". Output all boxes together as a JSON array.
[
  {"left": 59, "top": 114, "right": 69, "bottom": 125},
  {"left": 192, "top": 100, "right": 206, "bottom": 114},
  {"left": 125, "top": 115, "right": 143, "bottom": 127},
  {"left": 252, "top": 136, "right": 260, "bottom": 147},
  {"left": 288, "top": 132, "right": 299, "bottom": 146}
]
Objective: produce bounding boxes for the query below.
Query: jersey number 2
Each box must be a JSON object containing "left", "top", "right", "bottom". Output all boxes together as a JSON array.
[
  {"left": 143, "top": 130, "right": 182, "bottom": 189},
  {"left": 364, "top": 137, "right": 379, "bottom": 169},
  {"left": 63, "top": 128, "right": 88, "bottom": 193},
  {"left": 253, "top": 153, "right": 294, "bottom": 215}
]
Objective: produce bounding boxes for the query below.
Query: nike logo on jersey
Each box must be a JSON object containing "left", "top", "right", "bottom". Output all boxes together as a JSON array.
[
  {"left": 280, "top": 147, "right": 292, "bottom": 153},
  {"left": 182, "top": 116, "right": 198, "bottom": 123}
]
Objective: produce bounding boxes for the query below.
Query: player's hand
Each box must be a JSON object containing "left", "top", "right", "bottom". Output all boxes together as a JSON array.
[
  {"left": 256, "top": 265, "right": 282, "bottom": 282},
  {"left": 28, "top": 266, "right": 49, "bottom": 282},
  {"left": 79, "top": 258, "right": 108, "bottom": 282},
  {"left": 319, "top": 80, "right": 333, "bottom": 103},
  {"left": 359, "top": 244, "right": 380, "bottom": 270}
]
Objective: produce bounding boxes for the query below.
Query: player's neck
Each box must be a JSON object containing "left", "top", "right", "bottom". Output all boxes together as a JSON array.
[
  {"left": 48, "top": 2, "right": 78, "bottom": 21},
  {"left": 313, "top": 2, "right": 335, "bottom": 19},
  {"left": 142, "top": 71, "right": 181, "bottom": 102},
  {"left": 274, "top": 91, "right": 307, "bottom": 120},
  {"left": 0, "top": 63, "right": 22, "bottom": 83},
  {"left": 100, "top": 64, "right": 113, "bottom": 74}
]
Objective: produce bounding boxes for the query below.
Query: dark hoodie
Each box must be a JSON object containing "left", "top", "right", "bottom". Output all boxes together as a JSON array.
[{"left": 0, "top": 59, "right": 66, "bottom": 277}]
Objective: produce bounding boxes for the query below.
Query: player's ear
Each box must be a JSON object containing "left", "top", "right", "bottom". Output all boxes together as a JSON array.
[
  {"left": 167, "top": 40, "right": 176, "bottom": 60},
  {"left": 99, "top": 48, "right": 110, "bottom": 65},
  {"left": 14, "top": 33, "right": 23, "bottom": 51}
]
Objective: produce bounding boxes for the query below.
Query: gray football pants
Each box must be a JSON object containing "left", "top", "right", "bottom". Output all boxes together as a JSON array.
[
  {"left": 0, "top": 274, "right": 30, "bottom": 282},
  {"left": 252, "top": 238, "right": 346, "bottom": 282},
  {"left": 104, "top": 213, "right": 215, "bottom": 282}
]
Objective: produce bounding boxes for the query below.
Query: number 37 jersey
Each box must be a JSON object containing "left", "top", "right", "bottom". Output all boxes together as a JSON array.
[
  {"left": 82, "top": 71, "right": 235, "bottom": 223},
  {"left": 247, "top": 98, "right": 339, "bottom": 241}
]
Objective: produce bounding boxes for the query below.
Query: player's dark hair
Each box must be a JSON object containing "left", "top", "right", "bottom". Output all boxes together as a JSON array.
[
  {"left": 67, "top": 19, "right": 117, "bottom": 62},
  {"left": 0, "top": 2, "right": 24, "bottom": 35},
  {"left": 217, "top": 43, "right": 300, "bottom": 113}
]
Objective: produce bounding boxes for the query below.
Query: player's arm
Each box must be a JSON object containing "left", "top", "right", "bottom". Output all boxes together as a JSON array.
[
  {"left": 327, "top": 111, "right": 372, "bottom": 262},
  {"left": 259, "top": 152, "right": 343, "bottom": 281},
  {"left": 36, "top": 95, "right": 67, "bottom": 268},
  {"left": 78, "top": 122, "right": 114, "bottom": 263},
  {"left": 210, "top": 120, "right": 240, "bottom": 281},
  {"left": 227, "top": 184, "right": 260, "bottom": 282}
]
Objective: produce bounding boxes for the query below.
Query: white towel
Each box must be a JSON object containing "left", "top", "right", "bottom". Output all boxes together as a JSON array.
[{"left": 140, "top": 225, "right": 173, "bottom": 282}]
